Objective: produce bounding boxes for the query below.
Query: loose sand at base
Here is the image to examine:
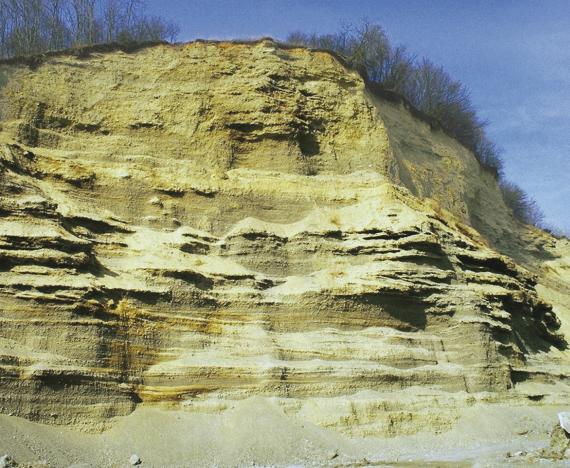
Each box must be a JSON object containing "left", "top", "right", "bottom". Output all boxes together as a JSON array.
[{"left": 1, "top": 397, "right": 567, "bottom": 467}]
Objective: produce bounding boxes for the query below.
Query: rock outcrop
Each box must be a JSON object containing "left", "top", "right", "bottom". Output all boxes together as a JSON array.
[{"left": 0, "top": 40, "right": 568, "bottom": 435}]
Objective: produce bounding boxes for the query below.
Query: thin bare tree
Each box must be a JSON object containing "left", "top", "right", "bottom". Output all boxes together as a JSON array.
[{"left": 0, "top": 0, "right": 179, "bottom": 58}]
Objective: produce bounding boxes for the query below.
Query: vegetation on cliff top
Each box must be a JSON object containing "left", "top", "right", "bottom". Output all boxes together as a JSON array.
[{"left": 0, "top": 0, "right": 178, "bottom": 58}]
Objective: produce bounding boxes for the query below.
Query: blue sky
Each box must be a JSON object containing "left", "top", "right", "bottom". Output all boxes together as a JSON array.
[{"left": 146, "top": 0, "right": 569, "bottom": 233}]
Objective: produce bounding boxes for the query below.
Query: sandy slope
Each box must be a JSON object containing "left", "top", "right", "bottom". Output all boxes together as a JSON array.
[{"left": 0, "top": 398, "right": 567, "bottom": 467}]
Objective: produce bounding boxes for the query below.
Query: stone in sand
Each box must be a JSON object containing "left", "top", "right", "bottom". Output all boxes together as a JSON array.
[
  {"left": 0, "top": 454, "right": 17, "bottom": 468},
  {"left": 542, "top": 423, "right": 570, "bottom": 460}
]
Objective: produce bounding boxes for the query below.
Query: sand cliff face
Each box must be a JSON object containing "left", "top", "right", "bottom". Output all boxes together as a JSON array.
[{"left": 0, "top": 40, "right": 568, "bottom": 436}]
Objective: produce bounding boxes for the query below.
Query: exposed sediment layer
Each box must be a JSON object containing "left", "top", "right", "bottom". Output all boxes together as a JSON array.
[{"left": 0, "top": 40, "right": 568, "bottom": 435}]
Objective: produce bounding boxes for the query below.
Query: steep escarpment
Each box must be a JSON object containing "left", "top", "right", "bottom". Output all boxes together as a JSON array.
[{"left": 0, "top": 40, "right": 568, "bottom": 439}]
